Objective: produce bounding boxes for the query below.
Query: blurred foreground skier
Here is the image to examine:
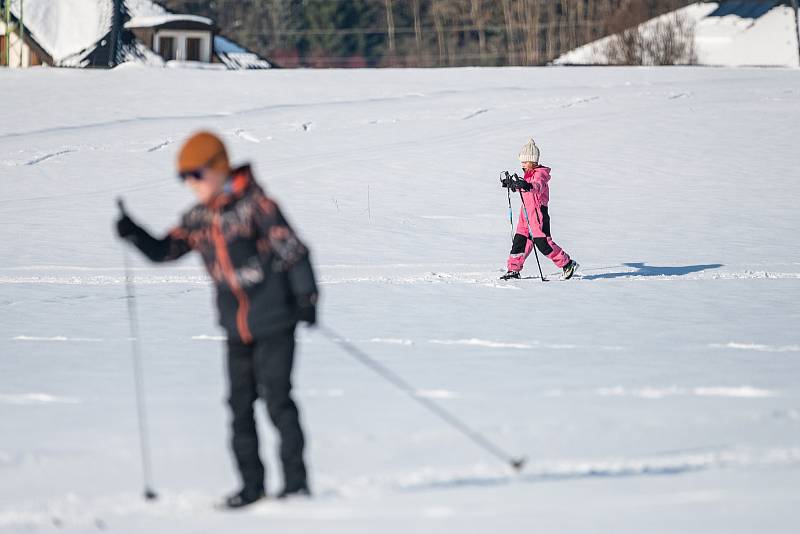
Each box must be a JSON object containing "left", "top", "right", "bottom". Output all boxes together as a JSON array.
[
  {"left": 116, "top": 131, "right": 317, "bottom": 508},
  {"left": 501, "top": 138, "right": 578, "bottom": 280}
]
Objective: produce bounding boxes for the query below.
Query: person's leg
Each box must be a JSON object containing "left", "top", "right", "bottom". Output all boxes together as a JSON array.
[
  {"left": 226, "top": 339, "right": 265, "bottom": 494},
  {"left": 533, "top": 236, "right": 571, "bottom": 269},
  {"left": 532, "top": 207, "right": 571, "bottom": 269},
  {"left": 508, "top": 204, "right": 539, "bottom": 272},
  {"left": 253, "top": 326, "right": 307, "bottom": 493},
  {"left": 507, "top": 233, "right": 533, "bottom": 272}
]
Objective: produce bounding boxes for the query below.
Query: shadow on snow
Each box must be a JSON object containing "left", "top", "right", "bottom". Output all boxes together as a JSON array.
[{"left": 581, "top": 262, "right": 723, "bottom": 281}]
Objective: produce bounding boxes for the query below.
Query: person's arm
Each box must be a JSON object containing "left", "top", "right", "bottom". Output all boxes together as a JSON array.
[
  {"left": 116, "top": 214, "right": 192, "bottom": 262},
  {"left": 253, "top": 196, "right": 318, "bottom": 325},
  {"left": 523, "top": 173, "right": 545, "bottom": 194}
]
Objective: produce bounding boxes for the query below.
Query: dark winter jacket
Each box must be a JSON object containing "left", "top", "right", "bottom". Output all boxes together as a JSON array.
[{"left": 123, "top": 166, "right": 317, "bottom": 343}]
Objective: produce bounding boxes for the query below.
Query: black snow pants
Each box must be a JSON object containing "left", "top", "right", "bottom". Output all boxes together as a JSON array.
[{"left": 226, "top": 326, "right": 307, "bottom": 493}]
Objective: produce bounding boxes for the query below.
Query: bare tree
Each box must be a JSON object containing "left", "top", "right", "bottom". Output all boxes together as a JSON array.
[
  {"left": 411, "top": 0, "right": 422, "bottom": 57},
  {"left": 385, "top": 0, "right": 396, "bottom": 54},
  {"left": 500, "top": 0, "right": 517, "bottom": 64},
  {"left": 469, "top": 0, "right": 487, "bottom": 63},
  {"left": 644, "top": 13, "right": 697, "bottom": 65}
]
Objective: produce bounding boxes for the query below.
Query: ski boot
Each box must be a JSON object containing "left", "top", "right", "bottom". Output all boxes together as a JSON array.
[
  {"left": 500, "top": 270, "right": 521, "bottom": 280},
  {"left": 219, "top": 487, "right": 266, "bottom": 509},
  {"left": 562, "top": 260, "right": 579, "bottom": 280}
]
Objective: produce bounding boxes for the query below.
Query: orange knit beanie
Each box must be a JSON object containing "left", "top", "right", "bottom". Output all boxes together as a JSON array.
[{"left": 177, "top": 131, "right": 230, "bottom": 173}]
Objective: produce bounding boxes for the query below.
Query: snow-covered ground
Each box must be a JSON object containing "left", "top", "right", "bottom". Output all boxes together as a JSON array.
[
  {"left": 554, "top": 2, "right": 800, "bottom": 67},
  {"left": 1, "top": 66, "right": 799, "bottom": 533}
]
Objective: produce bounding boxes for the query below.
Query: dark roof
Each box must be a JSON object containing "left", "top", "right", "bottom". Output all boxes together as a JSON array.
[{"left": 708, "top": 0, "right": 782, "bottom": 19}]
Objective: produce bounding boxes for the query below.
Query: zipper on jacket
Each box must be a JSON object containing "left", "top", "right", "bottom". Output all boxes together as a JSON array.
[{"left": 211, "top": 213, "right": 253, "bottom": 344}]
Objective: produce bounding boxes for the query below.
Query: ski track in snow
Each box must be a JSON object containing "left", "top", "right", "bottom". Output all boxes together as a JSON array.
[
  {"left": 12, "top": 335, "right": 104, "bottom": 342},
  {"left": 709, "top": 342, "right": 800, "bottom": 353},
  {"left": 366, "top": 337, "right": 415, "bottom": 346},
  {"left": 559, "top": 96, "right": 600, "bottom": 108},
  {"left": 0, "top": 274, "right": 210, "bottom": 285},
  {"left": 231, "top": 128, "right": 261, "bottom": 143},
  {"left": 145, "top": 139, "right": 173, "bottom": 152},
  {"left": 0, "top": 393, "right": 80, "bottom": 405},
  {"left": 429, "top": 338, "right": 533, "bottom": 350},
  {"left": 667, "top": 91, "right": 693, "bottom": 100},
  {"left": 414, "top": 389, "right": 460, "bottom": 399},
  {"left": 389, "top": 447, "right": 800, "bottom": 493},
  {"left": 595, "top": 385, "right": 778, "bottom": 399},
  {"left": 3, "top": 447, "right": 797, "bottom": 529},
  {"left": 462, "top": 108, "right": 489, "bottom": 120},
  {"left": 24, "top": 149, "right": 76, "bottom": 166}
]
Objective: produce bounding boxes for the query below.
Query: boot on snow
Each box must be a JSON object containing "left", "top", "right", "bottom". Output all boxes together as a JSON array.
[
  {"left": 562, "top": 260, "right": 579, "bottom": 280},
  {"left": 219, "top": 487, "right": 266, "bottom": 509},
  {"left": 500, "top": 270, "right": 521, "bottom": 280}
]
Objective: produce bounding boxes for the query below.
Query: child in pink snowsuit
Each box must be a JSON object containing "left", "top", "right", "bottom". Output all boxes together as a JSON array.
[{"left": 504, "top": 138, "right": 578, "bottom": 280}]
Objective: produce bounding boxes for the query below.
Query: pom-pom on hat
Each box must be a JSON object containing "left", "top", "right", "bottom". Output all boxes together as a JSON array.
[
  {"left": 177, "top": 131, "right": 230, "bottom": 174},
  {"left": 518, "top": 138, "right": 540, "bottom": 163}
]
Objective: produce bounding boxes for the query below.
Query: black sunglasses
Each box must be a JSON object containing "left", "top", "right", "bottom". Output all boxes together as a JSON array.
[
  {"left": 178, "top": 168, "right": 204, "bottom": 181},
  {"left": 178, "top": 151, "right": 224, "bottom": 182}
]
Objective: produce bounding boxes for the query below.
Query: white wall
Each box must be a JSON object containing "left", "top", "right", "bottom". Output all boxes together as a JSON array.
[
  {"left": 153, "top": 30, "right": 212, "bottom": 63},
  {"left": 0, "top": 21, "right": 35, "bottom": 67}
]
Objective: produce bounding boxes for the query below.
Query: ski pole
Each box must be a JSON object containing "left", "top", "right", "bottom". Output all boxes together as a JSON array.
[
  {"left": 117, "top": 199, "right": 159, "bottom": 502},
  {"left": 317, "top": 325, "right": 526, "bottom": 472},
  {"left": 517, "top": 192, "right": 547, "bottom": 282},
  {"left": 503, "top": 173, "right": 514, "bottom": 240}
]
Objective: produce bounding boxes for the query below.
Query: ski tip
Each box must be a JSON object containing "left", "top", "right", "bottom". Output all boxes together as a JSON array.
[
  {"left": 116, "top": 197, "right": 126, "bottom": 213},
  {"left": 510, "top": 457, "right": 527, "bottom": 472}
]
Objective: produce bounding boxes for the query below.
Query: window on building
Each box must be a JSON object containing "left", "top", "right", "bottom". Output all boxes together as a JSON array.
[
  {"left": 186, "top": 37, "right": 202, "bottom": 61},
  {"left": 158, "top": 36, "right": 176, "bottom": 61}
]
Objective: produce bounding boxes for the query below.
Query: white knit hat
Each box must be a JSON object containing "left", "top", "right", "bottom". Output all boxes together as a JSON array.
[{"left": 518, "top": 138, "right": 540, "bottom": 163}]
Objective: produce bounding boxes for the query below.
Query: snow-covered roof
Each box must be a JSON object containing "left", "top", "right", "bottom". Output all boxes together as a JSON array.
[
  {"left": 694, "top": 3, "right": 799, "bottom": 66},
  {"left": 124, "top": 14, "right": 214, "bottom": 29},
  {"left": 6, "top": 0, "right": 272, "bottom": 69},
  {"left": 8, "top": 0, "right": 113, "bottom": 63},
  {"left": 125, "top": 0, "right": 169, "bottom": 18},
  {"left": 553, "top": 1, "right": 800, "bottom": 68},
  {"left": 214, "top": 35, "right": 272, "bottom": 70}
]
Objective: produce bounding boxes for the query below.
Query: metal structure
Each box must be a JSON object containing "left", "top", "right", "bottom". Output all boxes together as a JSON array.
[
  {"left": 4, "top": 0, "right": 9, "bottom": 67},
  {"left": 793, "top": 0, "right": 800, "bottom": 67},
  {"left": 2, "top": 0, "right": 24, "bottom": 68}
]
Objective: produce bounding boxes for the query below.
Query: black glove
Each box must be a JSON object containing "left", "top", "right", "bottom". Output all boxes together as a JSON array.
[
  {"left": 116, "top": 214, "right": 139, "bottom": 240},
  {"left": 500, "top": 172, "right": 531, "bottom": 192},
  {"left": 296, "top": 294, "right": 317, "bottom": 326}
]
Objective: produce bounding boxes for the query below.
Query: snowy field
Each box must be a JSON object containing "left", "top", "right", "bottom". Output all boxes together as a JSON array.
[{"left": 1, "top": 65, "right": 799, "bottom": 533}]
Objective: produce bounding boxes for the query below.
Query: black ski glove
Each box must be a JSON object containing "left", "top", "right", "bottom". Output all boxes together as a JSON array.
[
  {"left": 296, "top": 294, "right": 317, "bottom": 326},
  {"left": 116, "top": 214, "right": 140, "bottom": 240}
]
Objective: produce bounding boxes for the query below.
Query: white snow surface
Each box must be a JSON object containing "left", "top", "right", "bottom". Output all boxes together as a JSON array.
[
  {"left": 1, "top": 66, "right": 799, "bottom": 532},
  {"left": 554, "top": 2, "right": 800, "bottom": 67}
]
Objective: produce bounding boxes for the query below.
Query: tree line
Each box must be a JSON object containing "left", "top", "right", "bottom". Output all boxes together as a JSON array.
[{"left": 160, "top": 0, "right": 693, "bottom": 67}]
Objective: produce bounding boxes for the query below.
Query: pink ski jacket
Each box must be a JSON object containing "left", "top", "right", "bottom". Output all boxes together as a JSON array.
[
  {"left": 515, "top": 166, "right": 552, "bottom": 239},
  {"left": 523, "top": 166, "right": 551, "bottom": 207}
]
